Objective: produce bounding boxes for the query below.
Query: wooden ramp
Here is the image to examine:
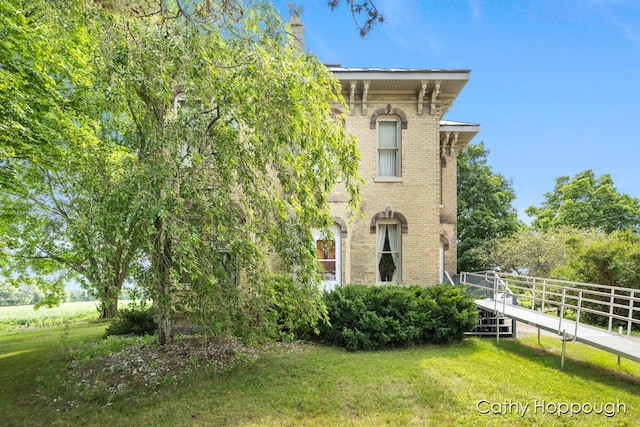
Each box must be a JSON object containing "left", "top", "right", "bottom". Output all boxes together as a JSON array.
[{"left": 476, "top": 298, "right": 640, "bottom": 364}]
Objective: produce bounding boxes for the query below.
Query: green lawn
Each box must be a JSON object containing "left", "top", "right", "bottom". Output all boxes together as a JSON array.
[
  {"left": 1, "top": 321, "right": 640, "bottom": 427},
  {"left": 0, "top": 301, "right": 134, "bottom": 330}
]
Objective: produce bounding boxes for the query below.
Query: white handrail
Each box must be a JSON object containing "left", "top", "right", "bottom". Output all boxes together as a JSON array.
[
  {"left": 461, "top": 271, "right": 640, "bottom": 337},
  {"left": 444, "top": 270, "right": 456, "bottom": 286}
]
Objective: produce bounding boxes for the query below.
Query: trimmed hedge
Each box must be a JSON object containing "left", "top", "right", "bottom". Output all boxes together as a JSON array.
[{"left": 319, "top": 284, "right": 478, "bottom": 351}]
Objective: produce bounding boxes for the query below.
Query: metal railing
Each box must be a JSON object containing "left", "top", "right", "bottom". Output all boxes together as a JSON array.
[
  {"left": 443, "top": 270, "right": 456, "bottom": 286},
  {"left": 460, "top": 271, "right": 640, "bottom": 338}
]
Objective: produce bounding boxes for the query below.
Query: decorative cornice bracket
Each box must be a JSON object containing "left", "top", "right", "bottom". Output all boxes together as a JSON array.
[
  {"left": 362, "top": 81, "right": 369, "bottom": 115},
  {"left": 450, "top": 132, "right": 459, "bottom": 156},
  {"left": 440, "top": 131, "right": 451, "bottom": 156},
  {"left": 430, "top": 80, "right": 441, "bottom": 115},
  {"left": 349, "top": 81, "right": 357, "bottom": 114},
  {"left": 440, "top": 131, "right": 460, "bottom": 156},
  {"left": 418, "top": 80, "right": 428, "bottom": 115}
]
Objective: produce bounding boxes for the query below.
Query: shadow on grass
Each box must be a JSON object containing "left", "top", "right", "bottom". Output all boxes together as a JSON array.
[{"left": 489, "top": 336, "right": 640, "bottom": 389}]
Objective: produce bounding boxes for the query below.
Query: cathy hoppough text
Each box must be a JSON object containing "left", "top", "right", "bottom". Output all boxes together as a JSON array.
[{"left": 476, "top": 399, "right": 627, "bottom": 418}]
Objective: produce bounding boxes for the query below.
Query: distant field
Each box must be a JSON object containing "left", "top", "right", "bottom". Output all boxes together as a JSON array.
[{"left": 0, "top": 301, "right": 115, "bottom": 329}]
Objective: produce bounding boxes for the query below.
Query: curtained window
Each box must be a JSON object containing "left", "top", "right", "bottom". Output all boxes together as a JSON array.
[
  {"left": 377, "top": 119, "right": 401, "bottom": 177},
  {"left": 377, "top": 222, "right": 400, "bottom": 283}
]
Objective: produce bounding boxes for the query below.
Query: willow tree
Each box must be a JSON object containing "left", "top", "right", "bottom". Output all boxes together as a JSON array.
[{"left": 92, "top": 0, "right": 361, "bottom": 344}]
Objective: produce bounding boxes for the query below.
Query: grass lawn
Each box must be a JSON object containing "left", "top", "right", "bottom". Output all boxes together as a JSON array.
[
  {"left": 1, "top": 322, "right": 640, "bottom": 427},
  {"left": 0, "top": 301, "right": 133, "bottom": 330}
]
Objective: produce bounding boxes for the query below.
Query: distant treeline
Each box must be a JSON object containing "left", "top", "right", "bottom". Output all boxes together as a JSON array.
[{"left": 0, "top": 284, "right": 95, "bottom": 307}]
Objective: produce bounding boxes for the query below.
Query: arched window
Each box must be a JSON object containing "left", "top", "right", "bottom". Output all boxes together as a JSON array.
[
  {"left": 377, "top": 116, "right": 402, "bottom": 178},
  {"left": 377, "top": 220, "right": 401, "bottom": 283},
  {"left": 312, "top": 222, "right": 345, "bottom": 291},
  {"left": 370, "top": 105, "right": 407, "bottom": 180},
  {"left": 370, "top": 208, "right": 406, "bottom": 284}
]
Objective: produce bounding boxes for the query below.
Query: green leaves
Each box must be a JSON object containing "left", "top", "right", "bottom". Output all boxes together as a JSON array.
[
  {"left": 85, "top": 1, "right": 361, "bottom": 342},
  {"left": 2, "top": 1, "right": 362, "bottom": 343},
  {"left": 457, "top": 142, "right": 520, "bottom": 271},
  {"left": 526, "top": 170, "right": 640, "bottom": 233}
]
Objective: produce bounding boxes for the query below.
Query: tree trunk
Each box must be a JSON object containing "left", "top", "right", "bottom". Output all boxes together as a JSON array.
[
  {"left": 99, "top": 285, "right": 119, "bottom": 318},
  {"left": 154, "top": 214, "right": 173, "bottom": 345},
  {"left": 100, "top": 297, "right": 119, "bottom": 318}
]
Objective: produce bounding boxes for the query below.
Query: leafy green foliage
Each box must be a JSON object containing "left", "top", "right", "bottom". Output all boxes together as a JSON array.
[
  {"left": 319, "top": 284, "right": 478, "bottom": 351},
  {"left": 2, "top": 0, "right": 362, "bottom": 343},
  {"left": 0, "top": 0, "right": 99, "bottom": 187},
  {"left": 526, "top": 170, "right": 640, "bottom": 233},
  {"left": 0, "top": 0, "right": 140, "bottom": 317},
  {"left": 266, "top": 274, "right": 328, "bottom": 341},
  {"left": 457, "top": 142, "right": 520, "bottom": 272},
  {"left": 484, "top": 226, "right": 590, "bottom": 277},
  {"left": 104, "top": 301, "right": 157, "bottom": 337},
  {"left": 85, "top": 1, "right": 361, "bottom": 344},
  {"left": 552, "top": 230, "right": 640, "bottom": 328}
]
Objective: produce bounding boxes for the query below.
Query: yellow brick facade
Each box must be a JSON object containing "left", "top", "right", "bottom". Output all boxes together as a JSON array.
[{"left": 325, "top": 69, "right": 478, "bottom": 286}]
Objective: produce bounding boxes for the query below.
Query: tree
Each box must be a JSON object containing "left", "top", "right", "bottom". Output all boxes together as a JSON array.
[
  {"left": 0, "top": 0, "right": 95, "bottom": 185},
  {"left": 525, "top": 170, "right": 640, "bottom": 233},
  {"left": 483, "top": 226, "right": 602, "bottom": 277},
  {"left": 89, "top": 0, "right": 361, "bottom": 344},
  {"left": 457, "top": 142, "right": 520, "bottom": 272},
  {"left": 1, "top": 141, "right": 143, "bottom": 316},
  {"left": 2, "top": 0, "right": 367, "bottom": 340},
  {"left": 554, "top": 230, "right": 640, "bottom": 288},
  {"left": 552, "top": 230, "right": 640, "bottom": 327},
  {"left": 1, "top": 1, "right": 143, "bottom": 317}
]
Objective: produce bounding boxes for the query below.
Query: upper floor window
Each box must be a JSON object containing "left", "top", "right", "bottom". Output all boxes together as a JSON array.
[{"left": 377, "top": 118, "right": 401, "bottom": 178}]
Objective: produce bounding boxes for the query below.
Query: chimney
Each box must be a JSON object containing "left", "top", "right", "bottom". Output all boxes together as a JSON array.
[{"left": 290, "top": 14, "right": 304, "bottom": 50}]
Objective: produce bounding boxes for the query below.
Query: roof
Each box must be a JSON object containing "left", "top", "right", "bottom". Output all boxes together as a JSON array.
[
  {"left": 440, "top": 120, "right": 480, "bottom": 127},
  {"left": 328, "top": 66, "right": 472, "bottom": 117},
  {"left": 440, "top": 120, "right": 480, "bottom": 149}
]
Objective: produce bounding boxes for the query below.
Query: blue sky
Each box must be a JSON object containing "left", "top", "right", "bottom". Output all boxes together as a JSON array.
[{"left": 273, "top": 0, "right": 640, "bottom": 220}]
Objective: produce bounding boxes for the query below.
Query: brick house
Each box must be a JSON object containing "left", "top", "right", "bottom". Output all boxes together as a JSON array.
[
  {"left": 316, "top": 68, "right": 478, "bottom": 289},
  {"left": 291, "top": 20, "right": 480, "bottom": 288}
]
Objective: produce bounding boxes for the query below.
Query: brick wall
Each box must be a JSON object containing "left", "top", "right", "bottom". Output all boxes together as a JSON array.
[{"left": 329, "top": 94, "right": 456, "bottom": 285}]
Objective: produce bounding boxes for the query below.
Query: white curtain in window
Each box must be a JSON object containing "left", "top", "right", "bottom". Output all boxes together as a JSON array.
[
  {"left": 388, "top": 224, "right": 399, "bottom": 282},
  {"left": 378, "top": 122, "right": 397, "bottom": 176},
  {"left": 377, "top": 224, "right": 387, "bottom": 282}
]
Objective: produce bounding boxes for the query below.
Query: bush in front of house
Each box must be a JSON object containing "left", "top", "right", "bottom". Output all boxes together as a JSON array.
[
  {"left": 318, "top": 284, "right": 478, "bottom": 351},
  {"left": 104, "top": 301, "right": 157, "bottom": 338}
]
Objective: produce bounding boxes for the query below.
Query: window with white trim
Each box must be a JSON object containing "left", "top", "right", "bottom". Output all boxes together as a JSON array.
[
  {"left": 316, "top": 239, "right": 336, "bottom": 280},
  {"left": 377, "top": 221, "right": 401, "bottom": 283},
  {"left": 377, "top": 118, "right": 401, "bottom": 177},
  {"left": 313, "top": 224, "right": 342, "bottom": 291}
]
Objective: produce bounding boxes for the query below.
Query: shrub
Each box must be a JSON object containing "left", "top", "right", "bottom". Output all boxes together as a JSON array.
[
  {"left": 104, "top": 302, "right": 157, "bottom": 337},
  {"left": 319, "top": 284, "right": 477, "bottom": 351}
]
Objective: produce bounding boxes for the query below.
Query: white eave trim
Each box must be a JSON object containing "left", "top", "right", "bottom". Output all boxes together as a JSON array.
[
  {"left": 440, "top": 120, "right": 480, "bottom": 133},
  {"left": 329, "top": 68, "right": 471, "bottom": 81}
]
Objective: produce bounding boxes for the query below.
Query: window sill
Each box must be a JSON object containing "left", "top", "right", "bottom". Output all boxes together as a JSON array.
[{"left": 374, "top": 176, "right": 404, "bottom": 183}]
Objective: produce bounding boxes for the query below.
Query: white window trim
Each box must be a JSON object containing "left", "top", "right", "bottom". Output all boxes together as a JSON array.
[
  {"left": 374, "top": 176, "right": 404, "bottom": 183},
  {"left": 313, "top": 224, "right": 342, "bottom": 291},
  {"left": 376, "top": 117, "right": 402, "bottom": 179}
]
